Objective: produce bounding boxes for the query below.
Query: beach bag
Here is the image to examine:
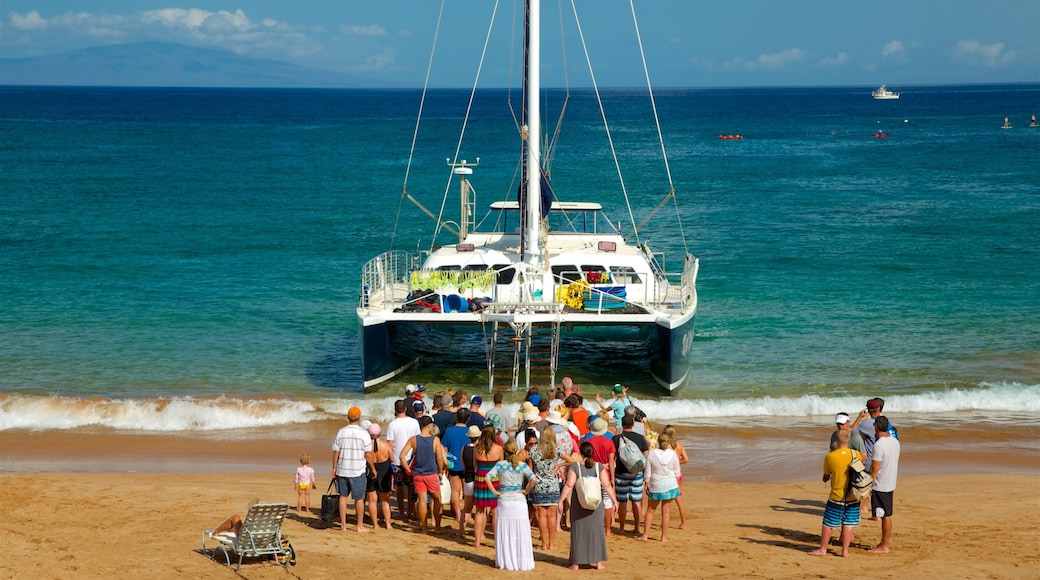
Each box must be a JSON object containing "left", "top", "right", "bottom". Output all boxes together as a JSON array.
[
  {"left": 618, "top": 433, "right": 645, "bottom": 472},
  {"left": 320, "top": 479, "right": 340, "bottom": 522},
  {"left": 439, "top": 473, "right": 452, "bottom": 504},
  {"left": 576, "top": 464, "right": 602, "bottom": 510},
  {"left": 847, "top": 454, "right": 873, "bottom": 501}
]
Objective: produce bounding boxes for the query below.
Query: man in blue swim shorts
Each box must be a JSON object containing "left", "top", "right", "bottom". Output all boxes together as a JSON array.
[
  {"left": 612, "top": 414, "right": 648, "bottom": 534},
  {"left": 809, "top": 430, "right": 863, "bottom": 557}
]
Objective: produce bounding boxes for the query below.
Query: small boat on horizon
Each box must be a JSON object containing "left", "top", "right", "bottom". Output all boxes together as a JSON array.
[
  {"left": 872, "top": 85, "right": 900, "bottom": 100},
  {"left": 718, "top": 134, "right": 743, "bottom": 140},
  {"left": 1002, "top": 116, "right": 1012, "bottom": 129},
  {"left": 1029, "top": 114, "right": 1037, "bottom": 128}
]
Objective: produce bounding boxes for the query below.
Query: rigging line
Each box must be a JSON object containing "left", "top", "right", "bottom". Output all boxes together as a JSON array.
[
  {"left": 629, "top": 0, "right": 689, "bottom": 254},
  {"left": 627, "top": 189, "right": 673, "bottom": 241},
  {"left": 569, "top": 0, "right": 641, "bottom": 246},
  {"left": 432, "top": 0, "right": 502, "bottom": 252},
  {"left": 391, "top": 0, "right": 446, "bottom": 253}
]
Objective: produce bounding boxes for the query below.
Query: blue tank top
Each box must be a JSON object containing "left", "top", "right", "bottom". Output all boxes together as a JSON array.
[{"left": 412, "top": 435, "right": 438, "bottom": 476}]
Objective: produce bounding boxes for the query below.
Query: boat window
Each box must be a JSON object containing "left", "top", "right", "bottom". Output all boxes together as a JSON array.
[
  {"left": 550, "top": 265, "right": 582, "bottom": 284},
  {"left": 492, "top": 264, "right": 516, "bottom": 284},
  {"left": 609, "top": 266, "right": 643, "bottom": 284}
]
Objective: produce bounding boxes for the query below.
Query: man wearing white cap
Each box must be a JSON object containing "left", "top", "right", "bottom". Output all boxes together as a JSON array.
[{"left": 829, "top": 412, "right": 866, "bottom": 457}]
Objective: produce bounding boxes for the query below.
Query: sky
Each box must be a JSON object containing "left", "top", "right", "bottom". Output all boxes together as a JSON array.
[{"left": 2, "top": 0, "right": 1038, "bottom": 87}]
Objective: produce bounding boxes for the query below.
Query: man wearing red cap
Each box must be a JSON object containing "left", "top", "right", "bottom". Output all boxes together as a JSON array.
[{"left": 332, "top": 406, "right": 374, "bottom": 532}]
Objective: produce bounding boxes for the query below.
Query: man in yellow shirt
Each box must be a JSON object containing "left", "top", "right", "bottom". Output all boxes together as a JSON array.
[{"left": 808, "top": 430, "right": 863, "bottom": 557}]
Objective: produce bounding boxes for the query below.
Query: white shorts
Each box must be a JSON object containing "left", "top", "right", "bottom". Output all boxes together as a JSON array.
[{"left": 464, "top": 481, "right": 474, "bottom": 497}]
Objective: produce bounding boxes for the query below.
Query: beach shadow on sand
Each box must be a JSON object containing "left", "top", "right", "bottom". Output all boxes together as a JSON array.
[
  {"left": 429, "top": 546, "right": 572, "bottom": 569},
  {"left": 736, "top": 523, "right": 872, "bottom": 554},
  {"left": 769, "top": 497, "right": 826, "bottom": 517}
]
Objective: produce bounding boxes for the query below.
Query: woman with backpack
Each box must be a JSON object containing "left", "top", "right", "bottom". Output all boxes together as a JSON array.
[
  {"left": 639, "top": 433, "right": 681, "bottom": 542},
  {"left": 558, "top": 441, "right": 617, "bottom": 570}
]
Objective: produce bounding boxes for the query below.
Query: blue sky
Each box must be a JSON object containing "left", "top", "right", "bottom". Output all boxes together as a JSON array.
[{"left": 2, "top": 0, "right": 1037, "bottom": 87}]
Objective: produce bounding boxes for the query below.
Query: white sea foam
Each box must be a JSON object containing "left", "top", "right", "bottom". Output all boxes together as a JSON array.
[{"left": 1, "top": 382, "right": 1035, "bottom": 432}]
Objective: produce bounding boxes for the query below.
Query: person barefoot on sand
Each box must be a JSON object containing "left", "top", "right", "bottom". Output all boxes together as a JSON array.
[
  {"left": 808, "top": 430, "right": 862, "bottom": 557},
  {"left": 639, "top": 433, "right": 681, "bottom": 543},
  {"left": 332, "top": 406, "right": 374, "bottom": 533},
  {"left": 868, "top": 415, "right": 901, "bottom": 554},
  {"left": 662, "top": 425, "right": 688, "bottom": 529},
  {"left": 401, "top": 416, "right": 447, "bottom": 535}
]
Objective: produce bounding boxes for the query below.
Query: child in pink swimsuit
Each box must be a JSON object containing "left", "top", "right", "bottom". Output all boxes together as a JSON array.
[{"left": 294, "top": 453, "right": 317, "bottom": 512}]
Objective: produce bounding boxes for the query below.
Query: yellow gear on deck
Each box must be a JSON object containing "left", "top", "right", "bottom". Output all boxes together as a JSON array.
[{"left": 555, "top": 279, "right": 589, "bottom": 309}]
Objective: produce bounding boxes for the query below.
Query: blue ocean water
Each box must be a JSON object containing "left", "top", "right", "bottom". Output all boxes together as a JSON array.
[{"left": 1, "top": 84, "right": 1037, "bottom": 431}]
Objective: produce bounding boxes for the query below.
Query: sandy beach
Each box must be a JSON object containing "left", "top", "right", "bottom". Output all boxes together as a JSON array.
[{"left": 2, "top": 427, "right": 1039, "bottom": 579}]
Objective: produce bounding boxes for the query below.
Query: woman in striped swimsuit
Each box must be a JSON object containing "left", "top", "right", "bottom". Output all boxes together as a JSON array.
[{"left": 472, "top": 425, "right": 504, "bottom": 548}]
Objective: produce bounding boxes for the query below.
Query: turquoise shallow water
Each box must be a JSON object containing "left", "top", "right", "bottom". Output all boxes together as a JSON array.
[{"left": 0, "top": 84, "right": 1037, "bottom": 430}]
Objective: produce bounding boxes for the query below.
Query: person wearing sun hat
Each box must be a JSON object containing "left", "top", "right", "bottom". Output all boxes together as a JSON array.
[
  {"left": 595, "top": 383, "right": 633, "bottom": 433},
  {"left": 332, "top": 406, "right": 374, "bottom": 532},
  {"left": 829, "top": 412, "right": 866, "bottom": 456}
]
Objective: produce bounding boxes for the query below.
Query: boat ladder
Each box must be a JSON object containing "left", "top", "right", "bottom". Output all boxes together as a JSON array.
[{"left": 484, "top": 311, "right": 561, "bottom": 393}]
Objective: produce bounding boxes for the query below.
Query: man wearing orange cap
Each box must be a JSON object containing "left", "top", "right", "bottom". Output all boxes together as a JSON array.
[{"left": 332, "top": 406, "right": 375, "bottom": 532}]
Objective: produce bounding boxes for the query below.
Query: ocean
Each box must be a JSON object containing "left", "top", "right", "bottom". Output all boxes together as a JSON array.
[{"left": 1, "top": 84, "right": 1038, "bottom": 435}]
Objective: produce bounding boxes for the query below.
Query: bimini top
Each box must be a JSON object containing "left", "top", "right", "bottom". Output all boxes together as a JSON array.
[{"left": 489, "top": 201, "right": 603, "bottom": 211}]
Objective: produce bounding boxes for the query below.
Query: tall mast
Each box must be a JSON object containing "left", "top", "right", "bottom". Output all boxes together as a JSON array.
[{"left": 523, "top": 0, "right": 541, "bottom": 266}]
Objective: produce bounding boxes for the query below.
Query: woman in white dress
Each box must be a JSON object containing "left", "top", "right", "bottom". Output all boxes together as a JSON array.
[
  {"left": 639, "top": 433, "right": 681, "bottom": 542},
  {"left": 485, "top": 440, "right": 539, "bottom": 570}
]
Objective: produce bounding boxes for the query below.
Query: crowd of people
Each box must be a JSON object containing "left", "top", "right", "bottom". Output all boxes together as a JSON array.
[
  {"left": 210, "top": 388, "right": 904, "bottom": 568},
  {"left": 327, "top": 379, "right": 686, "bottom": 571}
]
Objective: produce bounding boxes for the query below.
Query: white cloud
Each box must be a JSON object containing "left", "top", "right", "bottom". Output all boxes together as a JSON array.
[
  {"left": 723, "top": 48, "right": 805, "bottom": 71},
  {"left": 3, "top": 9, "right": 324, "bottom": 60},
  {"left": 950, "top": 40, "right": 1015, "bottom": 67},
  {"left": 818, "top": 52, "right": 848, "bottom": 67},
  {"left": 10, "top": 10, "right": 46, "bottom": 30},
  {"left": 882, "top": 40, "right": 905, "bottom": 58},
  {"left": 341, "top": 24, "right": 386, "bottom": 37}
]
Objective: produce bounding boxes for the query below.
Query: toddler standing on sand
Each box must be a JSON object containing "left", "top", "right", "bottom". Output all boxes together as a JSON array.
[{"left": 294, "top": 454, "right": 317, "bottom": 512}]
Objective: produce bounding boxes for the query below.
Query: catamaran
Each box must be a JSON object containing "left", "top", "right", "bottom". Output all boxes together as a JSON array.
[{"left": 357, "top": 0, "right": 698, "bottom": 393}]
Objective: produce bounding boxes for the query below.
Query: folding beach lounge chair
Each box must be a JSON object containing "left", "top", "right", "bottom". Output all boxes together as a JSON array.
[{"left": 202, "top": 503, "right": 295, "bottom": 570}]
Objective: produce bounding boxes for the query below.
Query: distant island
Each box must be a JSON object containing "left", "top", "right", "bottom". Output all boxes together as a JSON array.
[{"left": 0, "top": 42, "right": 389, "bottom": 88}]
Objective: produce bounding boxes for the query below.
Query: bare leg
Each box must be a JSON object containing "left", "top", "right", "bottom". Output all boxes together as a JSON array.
[
  {"left": 604, "top": 504, "right": 614, "bottom": 537},
  {"left": 676, "top": 493, "right": 687, "bottom": 529},
  {"left": 459, "top": 494, "right": 474, "bottom": 539},
  {"left": 870, "top": 517, "right": 892, "bottom": 553},
  {"left": 535, "top": 506, "right": 549, "bottom": 548},
  {"left": 432, "top": 495, "right": 443, "bottom": 530},
  {"left": 416, "top": 491, "right": 430, "bottom": 534},
  {"left": 640, "top": 499, "right": 659, "bottom": 541},
  {"left": 473, "top": 507, "right": 489, "bottom": 547},
  {"left": 616, "top": 502, "right": 628, "bottom": 533},
  {"left": 354, "top": 498, "right": 369, "bottom": 532},
  {"left": 838, "top": 524, "right": 854, "bottom": 557},
  {"left": 450, "top": 475, "right": 464, "bottom": 532},
  {"left": 338, "top": 495, "right": 349, "bottom": 532},
  {"left": 808, "top": 525, "right": 833, "bottom": 556},
  {"left": 546, "top": 504, "right": 558, "bottom": 550},
  {"left": 394, "top": 478, "right": 409, "bottom": 520},
  {"left": 297, "top": 487, "right": 304, "bottom": 511},
  {"left": 213, "top": 514, "right": 242, "bottom": 536},
  {"left": 660, "top": 501, "right": 671, "bottom": 543},
  {"left": 631, "top": 500, "right": 643, "bottom": 535},
  {"left": 379, "top": 492, "right": 393, "bottom": 529},
  {"left": 366, "top": 491, "right": 379, "bottom": 529}
]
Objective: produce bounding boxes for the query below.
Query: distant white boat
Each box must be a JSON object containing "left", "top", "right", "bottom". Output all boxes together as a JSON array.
[{"left": 872, "top": 85, "right": 900, "bottom": 100}]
